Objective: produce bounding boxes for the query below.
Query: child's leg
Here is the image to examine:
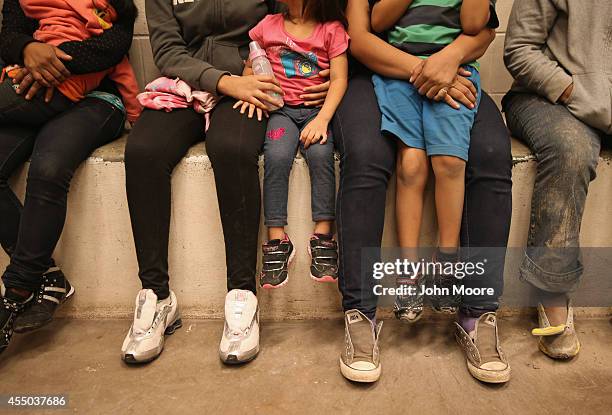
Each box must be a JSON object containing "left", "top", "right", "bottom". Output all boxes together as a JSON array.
[
  {"left": 424, "top": 67, "right": 480, "bottom": 251},
  {"left": 430, "top": 156, "right": 466, "bottom": 250},
  {"left": 263, "top": 110, "right": 300, "bottom": 240},
  {"left": 0, "top": 78, "right": 73, "bottom": 126},
  {"left": 299, "top": 116, "right": 335, "bottom": 236},
  {"left": 396, "top": 144, "right": 429, "bottom": 256}
]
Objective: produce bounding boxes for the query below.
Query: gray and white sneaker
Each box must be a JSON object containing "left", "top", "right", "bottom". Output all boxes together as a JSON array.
[
  {"left": 121, "top": 289, "right": 182, "bottom": 364},
  {"left": 340, "top": 309, "right": 382, "bottom": 383},
  {"left": 219, "top": 289, "right": 260, "bottom": 364}
]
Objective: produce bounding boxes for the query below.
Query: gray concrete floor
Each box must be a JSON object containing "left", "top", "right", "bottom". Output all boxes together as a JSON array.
[{"left": 1, "top": 317, "right": 611, "bottom": 414}]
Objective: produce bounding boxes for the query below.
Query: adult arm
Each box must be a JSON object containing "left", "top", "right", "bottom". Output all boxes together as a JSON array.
[
  {"left": 0, "top": 0, "right": 38, "bottom": 65},
  {"left": 347, "top": 0, "right": 421, "bottom": 79},
  {"left": 146, "top": 0, "right": 227, "bottom": 93},
  {"left": 461, "top": 0, "right": 491, "bottom": 35},
  {"left": 59, "top": 0, "right": 138, "bottom": 75},
  {"left": 503, "top": 0, "right": 572, "bottom": 103},
  {"left": 371, "top": 0, "right": 413, "bottom": 33},
  {"left": 347, "top": 0, "right": 486, "bottom": 108}
]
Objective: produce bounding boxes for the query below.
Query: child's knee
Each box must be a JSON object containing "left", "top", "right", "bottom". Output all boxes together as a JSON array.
[
  {"left": 397, "top": 149, "right": 428, "bottom": 187},
  {"left": 431, "top": 155, "right": 466, "bottom": 179}
]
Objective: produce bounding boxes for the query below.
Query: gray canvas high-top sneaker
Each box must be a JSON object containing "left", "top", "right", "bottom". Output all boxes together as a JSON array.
[{"left": 340, "top": 309, "right": 382, "bottom": 383}]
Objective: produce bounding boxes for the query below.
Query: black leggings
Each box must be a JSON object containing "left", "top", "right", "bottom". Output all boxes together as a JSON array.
[
  {"left": 334, "top": 73, "right": 512, "bottom": 319},
  {"left": 125, "top": 97, "right": 267, "bottom": 299},
  {"left": 0, "top": 97, "right": 125, "bottom": 291}
]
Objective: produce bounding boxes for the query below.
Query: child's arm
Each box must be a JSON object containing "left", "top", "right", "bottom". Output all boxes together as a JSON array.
[
  {"left": 371, "top": 0, "right": 413, "bottom": 33},
  {"left": 460, "top": 0, "right": 490, "bottom": 35},
  {"left": 300, "top": 53, "right": 348, "bottom": 148}
]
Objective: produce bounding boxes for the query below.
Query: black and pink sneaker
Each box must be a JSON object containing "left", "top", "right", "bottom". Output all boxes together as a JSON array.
[
  {"left": 260, "top": 236, "right": 295, "bottom": 289},
  {"left": 308, "top": 234, "right": 338, "bottom": 283}
]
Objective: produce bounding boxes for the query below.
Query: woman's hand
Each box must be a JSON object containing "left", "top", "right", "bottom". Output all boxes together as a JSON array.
[
  {"left": 22, "top": 42, "right": 72, "bottom": 87},
  {"left": 12, "top": 68, "right": 55, "bottom": 102},
  {"left": 410, "top": 56, "right": 477, "bottom": 109},
  {"left": 232, "top": 100, "right": 268, "bottom": 122},
  {"left": 217, "top": 74, "right": 283, "bottom": 111},
  {"left": 300, "top": 116, "right": 330, "bottom": 148},
  {"left": 300, "top": 69, "right": 330, "bottom": 107}
]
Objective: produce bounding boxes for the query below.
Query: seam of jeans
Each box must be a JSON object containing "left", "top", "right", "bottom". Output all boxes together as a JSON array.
[{"left": 0, "top": 133, "right": 34, "bottom": 215}]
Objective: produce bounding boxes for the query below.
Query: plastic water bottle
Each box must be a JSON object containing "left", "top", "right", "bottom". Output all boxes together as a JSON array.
[{"left": 248, "top": 41, "right": 284, "bottom": 111}]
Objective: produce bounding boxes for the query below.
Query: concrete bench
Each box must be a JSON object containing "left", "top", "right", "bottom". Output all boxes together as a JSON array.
[{"left": 1, "top": 0, "right": 611, "bottom": 319}]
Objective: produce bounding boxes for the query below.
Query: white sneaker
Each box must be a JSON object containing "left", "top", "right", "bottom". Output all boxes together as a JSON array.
[
  {"left": 219, "top": 289, "right": 260, "bottom": 364},
  {"left": 121, "top": 289, "right": 182, "bottom": 364}
]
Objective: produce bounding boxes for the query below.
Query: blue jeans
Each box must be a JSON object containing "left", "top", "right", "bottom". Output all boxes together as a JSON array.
[
  {"left": 504, "top": 92, "right": 608, "bottom": 293},
  {"left": 263, "top": 105, "right": 336, "bottom": 227}
]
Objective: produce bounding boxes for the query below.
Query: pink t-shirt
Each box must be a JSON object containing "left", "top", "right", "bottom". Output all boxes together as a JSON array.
[{"left": 249, "top": 14, "right": 349, "bottom": 105}]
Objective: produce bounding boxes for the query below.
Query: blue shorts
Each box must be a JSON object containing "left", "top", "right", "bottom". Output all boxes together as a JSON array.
[{"left": 372, "top": 67, "right": 481, "bottom": 161}]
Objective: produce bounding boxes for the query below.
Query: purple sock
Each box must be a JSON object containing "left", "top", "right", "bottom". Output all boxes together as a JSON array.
[{"left": 457, "top": 311, "right": 478, "bottom": 333}]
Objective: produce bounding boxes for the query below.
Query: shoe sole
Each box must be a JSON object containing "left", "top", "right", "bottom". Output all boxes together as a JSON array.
[
  {"left": 310, "top": 274, "right": 337, "bottom": 283},
  {"left": 13, "top": 285, "right": 77, "bottom": 334},
  {"left": 466, "top": 360, "right": 511, "bottom": 384},
  {"left": 261, "top": 247, "right": 296, "bottom": 289},
  {"left": 339, "top": 358, "right": 381, "bottom": 383},
  {"left": 122, "top": 318, "right": 183, "bottom": 364},
  {"left": 220, "top": 346, "right": 260, "bottom": 365},
  {"left": 455, "top": 333, "right": 511, "bottom": 384},
  {"left": 538, "top": 338, "right": 581, "bottom": 360}
]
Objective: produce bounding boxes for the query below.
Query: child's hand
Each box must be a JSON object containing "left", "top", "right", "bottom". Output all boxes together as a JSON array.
[
  {"left": 232, "top": 100, "right": 268, "bottom": 121},
  {"left": 300, "top": 116, "right": 330, "bottom": 148}
]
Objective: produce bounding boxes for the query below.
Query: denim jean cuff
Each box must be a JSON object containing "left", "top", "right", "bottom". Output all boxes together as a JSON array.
[
  {"left": 519, "top": 253, "right": 582, "bottom": 293},
  {"left": 264, "top": 219, "right": 288, "bottom": 227},
  {"left": 459, "top": 303, "right": 499, "bottom": 317},
  {"left": 312, "top": 214, "right": 335, "bottom": 223}
]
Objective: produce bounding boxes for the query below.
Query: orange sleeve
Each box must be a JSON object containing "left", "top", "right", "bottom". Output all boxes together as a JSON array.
[{"left": 107, "top": 56, "right": 143, "bottom": 122}]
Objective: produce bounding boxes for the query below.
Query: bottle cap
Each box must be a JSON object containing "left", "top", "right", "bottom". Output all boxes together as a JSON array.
[{"left": 248, "top": 41, "right": 267, "bottom": 60}]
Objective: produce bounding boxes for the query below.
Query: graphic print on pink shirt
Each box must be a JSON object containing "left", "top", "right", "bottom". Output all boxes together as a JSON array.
[{"left": 249, "top": 14, "right": 349, "bottom": 105}]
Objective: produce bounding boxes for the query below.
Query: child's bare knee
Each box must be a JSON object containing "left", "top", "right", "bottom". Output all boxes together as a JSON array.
[
  {"left": 431, "top": 156, "right": 466, "bottom": 179},
  {"left": 397, "top": 150, "right": 428, "bottom": 187}
]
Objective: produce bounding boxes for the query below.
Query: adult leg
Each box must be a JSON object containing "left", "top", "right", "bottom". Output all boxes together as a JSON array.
[
  {"left": 205, "top": 97, "right": 267, "bottom": 293},
  {"left": 504, "top": 93, "right": 600, "bottom": 295},
  {"left": 334, "top": 74, "right": 396, "bottom": 319},
  {"left": 124, "top": 108, "right": 205, "bottom": 300},
  {"left": 207, "top": 98, "right": 267, "bottom": 365},
  {"left": 454, "top": 92, "right": 512, "bottom": 384},
  {"left": 0, "top": 125, "right": 37, "bottom": 256},
  {"left": 2, "top": 97, "right": 125, "bottom": 292},
  {"left": 459, "top": 92, "right": 512, "bottom": 315},
  {"left": 0, "top": 78, "right": 73, "bottom": 126}
]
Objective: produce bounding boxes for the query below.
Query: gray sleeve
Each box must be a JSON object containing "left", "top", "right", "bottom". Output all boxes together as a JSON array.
[
  {"left": 145, "top": 0, "right": 229, "bottom": 93},
  {"left": 503, "top": 0, "right": 572, "bottom": 103}
]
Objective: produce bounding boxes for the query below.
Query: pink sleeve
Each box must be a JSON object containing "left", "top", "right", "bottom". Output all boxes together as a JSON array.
[{"left": 325, "top": 21, "right": 350, "bottom": 60}]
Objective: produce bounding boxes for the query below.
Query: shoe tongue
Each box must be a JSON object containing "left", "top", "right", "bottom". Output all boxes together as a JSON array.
[
  {"left": 346, "top": 311, "right": 375, "bottom": 362},
  {"left": 133, "top": 290, "right": 157, "bottom": 334},
  {"left": 313, "top": 233, "right": 332, "bottom": 240},
  {"left": 474, "top": 313, "right": 501, "bottom": 364},
  {"left": 225, "top": 290, "right": 256, "bottom": 332}
]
